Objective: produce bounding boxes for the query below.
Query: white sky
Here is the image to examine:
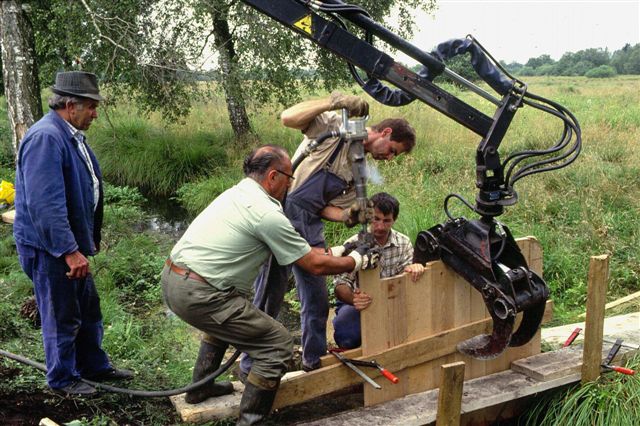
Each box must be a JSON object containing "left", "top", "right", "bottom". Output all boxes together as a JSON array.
[{"left": 398, "top": 0, "right": 640, "bottom": 64}]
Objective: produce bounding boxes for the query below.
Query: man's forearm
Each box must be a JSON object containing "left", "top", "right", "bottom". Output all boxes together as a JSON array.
[
  {"left": 335, "top": 283, "right": 355, "bottom": 304},
  {"left": 281, "top": 98, "right": 332, "bottom": 130},
  {"left": 319, "top": 205, "right": 346, "bottom": 222}
]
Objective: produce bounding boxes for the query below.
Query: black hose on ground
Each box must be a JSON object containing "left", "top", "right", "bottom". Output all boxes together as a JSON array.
[{"left": 0, "top": 347, "right": 240, "bottom": 397}]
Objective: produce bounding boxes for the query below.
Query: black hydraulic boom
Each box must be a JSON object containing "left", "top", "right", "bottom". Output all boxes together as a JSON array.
[{"left": 241, "top": 0, "right": 581, "bottom": 359}]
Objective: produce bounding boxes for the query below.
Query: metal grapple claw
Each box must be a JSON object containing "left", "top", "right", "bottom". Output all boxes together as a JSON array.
[{"left": 414, "top": 217, "right": 549, "bottom": 360}]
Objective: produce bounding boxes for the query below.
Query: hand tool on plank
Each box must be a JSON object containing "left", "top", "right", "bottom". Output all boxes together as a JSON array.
[
  {"left": 602, "top": 339, "right": 636, "bottom": 375},
  {"left": 329, "top": 350, "right": 399, "bottom": 389}
]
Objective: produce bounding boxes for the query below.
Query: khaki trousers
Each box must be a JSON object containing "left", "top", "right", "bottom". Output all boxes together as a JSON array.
[{"left": 161, "top": 264, "right": 292, "bottom": 381}]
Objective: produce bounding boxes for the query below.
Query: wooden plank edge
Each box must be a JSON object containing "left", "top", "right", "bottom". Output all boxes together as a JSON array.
[{"left": 578, "top": 290, "right": 640, "bottom": 319}]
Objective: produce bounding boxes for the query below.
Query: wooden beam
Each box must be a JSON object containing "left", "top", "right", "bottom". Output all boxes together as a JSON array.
[
  {"left": 581, "top": 254, "right": 610, "bottom": 384},
  {"left": 436, "top": 362, "right": 465, "bottom": 426},
  {"left": 578, "top": 290, "right": 640, "bottom": 319}
]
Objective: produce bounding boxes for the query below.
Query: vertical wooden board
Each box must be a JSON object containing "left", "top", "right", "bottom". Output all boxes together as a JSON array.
[
  {"left": 386, "top": 276, "right": 408, "bottom": 347},
  {"left": 364, "top": 274, "right": 412, "bottom": 405},
  {"left": 405, "top": 262, "right": 442, "bottom": 341},
  {"left": 425, "top": 264, "right": 459, "bottom": 390},
  {"left": 436, "top": 362, "right": 466, "bottom": 426},
  {"left": 582, "top": 255, "right": 610, "bottom": 384},
  {"left": 467, "top": 270, "right": 490, "bottom": 379},
  {"left": 360, "top": 268, "right": 387, "bottom": 352}
]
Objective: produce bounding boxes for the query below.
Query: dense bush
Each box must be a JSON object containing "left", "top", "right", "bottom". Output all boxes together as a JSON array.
[
  {"left": 585, "top": 65, "right": 617, "bottom": 78},
  {"left": 514, "top": 45, "right": 639, "bottom": 77}
]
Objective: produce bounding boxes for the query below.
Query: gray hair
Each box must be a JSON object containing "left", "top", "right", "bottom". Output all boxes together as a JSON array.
[{"left": 48, "top": 94, "right": 85, "bottom": 110}]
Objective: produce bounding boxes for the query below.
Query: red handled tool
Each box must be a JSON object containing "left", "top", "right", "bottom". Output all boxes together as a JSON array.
[
  {"left": 602, "top": 339, "right": 636, "bottom": 376},
  {"left": 563, "top": 327, "right": 582, "bottom": 347},
  {"left": 329, "top": 350, "right": 399, "bottom": 389}
]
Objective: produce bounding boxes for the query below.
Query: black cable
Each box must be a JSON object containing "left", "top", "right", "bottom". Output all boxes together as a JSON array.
[
  {"left": 509, "top": 95, "right": 581, "bottom": 184},
  {"left": 1, "top": 344, "right": 241, "bottom": 398},
  {"left": 499, "top": 90, "right": 581, "bottom": 188},
  {"left": 443, "top": 193, "right": 480, "bottom": 220}
]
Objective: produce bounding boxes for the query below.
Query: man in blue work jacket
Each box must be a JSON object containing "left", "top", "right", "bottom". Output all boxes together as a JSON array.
[{"left": 13, "top": 71, "right": 132, "bottom": 396}]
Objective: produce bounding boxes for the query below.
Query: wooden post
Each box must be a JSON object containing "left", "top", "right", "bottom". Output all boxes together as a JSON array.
[
  {"left": 436, "top": 361, "right": 466, "bottom": 426},
  {"left": 581, "top": 254, "right": 610, "bottom": 384}
]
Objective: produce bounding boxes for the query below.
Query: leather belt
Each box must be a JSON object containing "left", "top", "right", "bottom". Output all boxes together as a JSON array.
[{"left": 165, "top": 258, "right": 207, "bottom": 284}]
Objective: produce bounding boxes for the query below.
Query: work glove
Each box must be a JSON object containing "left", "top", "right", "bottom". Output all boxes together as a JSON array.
[
  {"left": 341, "top": 200, "right": 375, "bottom": 228},
  {"left": 329, "top": 240, "right": 359, "bottom": 257},
  {"left": 329, "top": 91, "right": 369, "bottom": 117},
  {"left": 348, "top": 244, "right": 381, "bottom": 271}
]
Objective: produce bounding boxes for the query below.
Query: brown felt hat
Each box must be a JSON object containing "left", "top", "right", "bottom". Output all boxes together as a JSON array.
[{"left": 51, "top": 71, "right": 104, "bottom": 101}]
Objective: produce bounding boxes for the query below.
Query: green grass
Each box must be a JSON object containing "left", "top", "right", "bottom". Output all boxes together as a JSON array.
[{"left": 88, "top": 102, "right": 231, "bottom": 197}]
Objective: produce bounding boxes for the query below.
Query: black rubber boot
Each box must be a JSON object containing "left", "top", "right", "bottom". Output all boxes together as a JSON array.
[
  {"left": 185, "top": 340, "right": 234, "bottom": 404},
  {"left": 236, "top": 372, "right": 279, "bottom": 426}
]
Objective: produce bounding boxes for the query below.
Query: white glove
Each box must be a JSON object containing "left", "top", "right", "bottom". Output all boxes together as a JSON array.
[{"left": 348, "top": 248, "right": 380, "bottom": 271}]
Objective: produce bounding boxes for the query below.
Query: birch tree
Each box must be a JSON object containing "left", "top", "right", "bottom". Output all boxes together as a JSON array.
[{"left": 0, "top": 0, "right": 42, "bottom": 157}]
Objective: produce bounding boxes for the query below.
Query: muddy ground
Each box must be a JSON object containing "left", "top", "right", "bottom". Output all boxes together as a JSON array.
[{"left": 0, "top": 361, "right": 364, "bottom": 425}]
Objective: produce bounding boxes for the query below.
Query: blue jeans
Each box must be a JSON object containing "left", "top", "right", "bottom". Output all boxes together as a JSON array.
[
  {"left": 17, "top": 244, "right": 111, "bottom": 389},
  {"left": 332, "top": 301, "right": 361, "bottom": 349},
  {"left": 293, "top": 263, "right": 329, "bottom": 368}
]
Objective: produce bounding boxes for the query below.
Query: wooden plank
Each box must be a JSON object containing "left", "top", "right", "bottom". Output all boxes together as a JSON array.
[
  {"left": 1, "top": 209, "right": 15, "bottom": 224},
  {"left": 581, "top": 254, "right": 610, "bottom": 384},
  {"left": 277, "top": 311, "right": 489, "bottom": 408},
  {"left": 512, "top": 344, "right": 637, "bottom": 382},
  {"left": 274, "top": 302, "right": 551, "bottom": 410},
  {"left": 578, "top": 290, "right": 640, "bottom": 319},
  {"left": 436, "top": 362, "right": 465, "bottom": 426}
]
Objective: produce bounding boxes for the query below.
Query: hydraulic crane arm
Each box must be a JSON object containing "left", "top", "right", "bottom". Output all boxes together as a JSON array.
[
  {"left": 241, "top": 0, "right": 581, "bottom": 359},
  {"left": 242, "top": 0, "right": 493, "bottom": 136}
]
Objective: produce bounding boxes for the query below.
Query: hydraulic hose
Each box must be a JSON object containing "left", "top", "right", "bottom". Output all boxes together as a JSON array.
[
  {"left": 0, "top": 347, "right": 240, "bottom": 397},
  {"left": 291, "top": 130, "right": 340, "bottom": 172}
]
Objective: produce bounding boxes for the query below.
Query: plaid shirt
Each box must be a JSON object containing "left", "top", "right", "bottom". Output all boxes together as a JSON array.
[{"left": 333, "top": 229, "right": 414, "bottom": 291}]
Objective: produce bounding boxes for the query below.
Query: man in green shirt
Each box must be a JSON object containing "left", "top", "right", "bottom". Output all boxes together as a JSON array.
[{"left": 161, "top": 145, "right": 378, "bottom": 425}]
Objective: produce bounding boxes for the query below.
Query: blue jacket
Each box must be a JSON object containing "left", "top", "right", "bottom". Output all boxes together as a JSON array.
[{"left": 13, "top": 110, "right": 104, "bottom": 258}]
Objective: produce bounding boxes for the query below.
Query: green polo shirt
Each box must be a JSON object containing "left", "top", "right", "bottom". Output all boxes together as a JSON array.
[{"left": 170, "top": 178, "right": 311, "bottom": 295}]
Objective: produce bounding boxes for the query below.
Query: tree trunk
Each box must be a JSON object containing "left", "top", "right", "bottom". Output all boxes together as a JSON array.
[
  {"left": 0, "top": 0, "right": 42, "bottom": 158},
  {"left": 209, "top": 2, "right": 253, "bottom": 143}
]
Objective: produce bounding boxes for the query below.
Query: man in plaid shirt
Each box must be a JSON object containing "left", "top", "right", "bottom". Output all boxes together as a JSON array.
[{"left": 332, "top": 192, "right": 425, "bottom": 349}]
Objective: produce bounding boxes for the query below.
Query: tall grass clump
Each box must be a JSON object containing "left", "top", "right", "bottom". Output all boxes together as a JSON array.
[{"left": 89, "top": 105, "right": 230, "bottom": 197}]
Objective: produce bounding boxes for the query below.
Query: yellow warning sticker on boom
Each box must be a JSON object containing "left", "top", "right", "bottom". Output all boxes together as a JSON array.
[{"left": 294, "top": 15, "right": 312, "bottom": 35}]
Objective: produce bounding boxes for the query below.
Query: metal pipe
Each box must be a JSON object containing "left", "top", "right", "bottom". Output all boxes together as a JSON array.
[{"left": 442, "top": 68, "right": 501, "bottom": 105}]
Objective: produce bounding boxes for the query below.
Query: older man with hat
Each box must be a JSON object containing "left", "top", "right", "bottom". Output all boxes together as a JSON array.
[{"left": 13, "top": 71, "right": 133, "bottom": 396}]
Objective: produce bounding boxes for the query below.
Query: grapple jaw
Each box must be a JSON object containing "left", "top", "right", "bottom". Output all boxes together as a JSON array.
[{"left": 414, "top": 217, "right": 549, "bottom": 360}]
